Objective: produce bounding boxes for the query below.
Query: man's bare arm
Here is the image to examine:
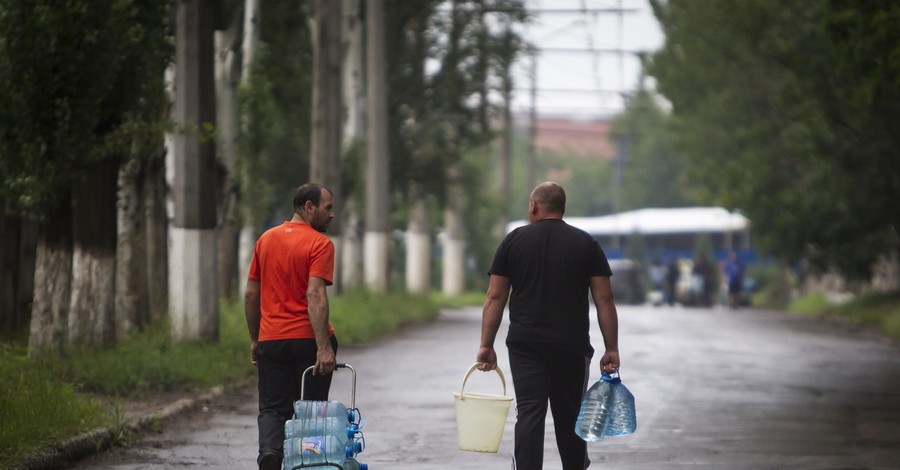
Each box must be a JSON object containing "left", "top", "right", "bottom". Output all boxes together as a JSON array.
[
  {"left": 590, "top": 276, "right": 620, "bottom": 374},
  {"left": 307, "top": 276, "right": 336, "bottom": 375},
  {"left": 244, "top": 280, "right": 262, "bottom": 366},
  {"left": 477, "top": 275, "right": 511, "bottom": 371}
]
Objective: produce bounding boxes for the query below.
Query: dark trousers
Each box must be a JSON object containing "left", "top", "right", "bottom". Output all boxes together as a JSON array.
[
  {"left": 508, "top": 341, "right": 591, "bottom": 470},
  {"left": 256, "top": 336, "right": 338, "bottom": 462}
]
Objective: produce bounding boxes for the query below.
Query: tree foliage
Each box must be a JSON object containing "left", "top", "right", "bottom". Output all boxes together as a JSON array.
[
  {"left": 611, "top": 91, "right": 691, "bottom": 211},
  {"left": 386, "top": 0, "right": 527, "bottom": 207},
  {"left": 0, "top": 0, "right": 173, "bottom": 217},
  {"left": 649, "top": 0, "right": 900, "bottom": 280}
]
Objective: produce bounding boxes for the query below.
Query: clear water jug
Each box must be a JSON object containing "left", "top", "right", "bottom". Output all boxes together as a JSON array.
[
  {"left": 575, "top": 374, "right": 615, "bottom": 441},
  {"left": 293, "top": 400, "right": 354, "bottom": 424},
  {"left": 344, "top": 457, "right": 369, "bottom": 470},
  {"left": 283, "top": 435, "right": 355, "bottom": 469},
  {"left": 604, "top": 374, "right": 637, "bottom": 436},
  {"left": 285, "top": 416, "right": 351, "bottom": 441}
]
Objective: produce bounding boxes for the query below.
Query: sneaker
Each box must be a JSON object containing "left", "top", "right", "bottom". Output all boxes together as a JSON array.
[{"left": 259, "top": 450, "right": 281, "bottom": 470}]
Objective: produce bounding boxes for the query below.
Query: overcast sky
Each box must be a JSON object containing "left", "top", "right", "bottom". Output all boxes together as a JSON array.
[{"left": 512, "top": 0, "right": 664, "bottom": 119}]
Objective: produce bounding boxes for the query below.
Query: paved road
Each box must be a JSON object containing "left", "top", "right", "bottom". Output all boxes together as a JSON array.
[{"left": 75, "top": 304, "right": 900, "bottom": 469}]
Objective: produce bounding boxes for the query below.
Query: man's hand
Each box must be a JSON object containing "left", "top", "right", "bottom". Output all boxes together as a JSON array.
[
  {"left": 600, "top": 350, "right": 620, "bottom": 375},
  {"left": 250, "top": 340, "right": 259, "bottom": 366},
  {"left": 477, "top": 346, "right": 497, "bottom": 371},
  {"left": 313, "top": 345, "right": 337, "bottom": 375}
]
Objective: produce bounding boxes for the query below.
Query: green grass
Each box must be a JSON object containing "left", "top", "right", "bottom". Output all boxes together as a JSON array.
[
  {"left": 0, "top": 344, "right": 110, "bottom": 464},
  {"left": 789, "top": 290, "right": 900, "bottom": 340},
  {"left": 788, "top": 292, "right": 830, "bottom": 315},
  {"left": 329, "top": 290, "right": 441, "bottom": 344},
  {"left": 0, "top": 290, "right": 449, "bottom": 467},
  {"left": 430, "top": 290, "right": 485, "bottom": 309}
]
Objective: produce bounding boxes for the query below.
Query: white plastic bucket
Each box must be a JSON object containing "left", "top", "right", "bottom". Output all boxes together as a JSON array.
[{"left": 452, "top": 363, "right": 514, "bottom": 453}]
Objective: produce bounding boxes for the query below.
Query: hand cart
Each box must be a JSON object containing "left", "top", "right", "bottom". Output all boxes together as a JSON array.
[{"left": 288, "top": 363, "right": 363, "bottom": 470}]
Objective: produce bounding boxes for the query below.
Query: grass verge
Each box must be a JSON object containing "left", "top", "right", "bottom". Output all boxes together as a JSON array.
[
  {"left": 0, "top": 290, "right": 445, "bottom": 467},
  {"left": 789, "top": 290, "right": 900, "bottom": 340}
]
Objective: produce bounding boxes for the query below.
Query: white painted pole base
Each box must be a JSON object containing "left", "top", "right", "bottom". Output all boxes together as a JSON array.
[
  {"left": 341, "top": 232, "right": 362, "bottom": 290},
  {"left": 442, "top": 238, "right": 465, "bottom": 296},
  {"left": 169, "top": 227, "right": 219, "bottom": 341},
  {"left": 405, "top": 231, "right": 431, "bottom": 294},
  {"left": 363, "top": 231, "right": 390, "bottom": 293}
]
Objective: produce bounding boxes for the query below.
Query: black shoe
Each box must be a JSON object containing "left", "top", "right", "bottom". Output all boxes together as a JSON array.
[{"left": 259, "top": 451, "right": 281, "bottom": 470}]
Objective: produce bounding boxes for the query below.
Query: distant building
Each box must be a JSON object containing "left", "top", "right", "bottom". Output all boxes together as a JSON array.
[{"left": 520, "top": 115, "right": 615, "bottom": 161}]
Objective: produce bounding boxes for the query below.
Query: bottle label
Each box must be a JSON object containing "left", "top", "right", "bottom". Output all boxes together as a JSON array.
[{"left": 301, "top": 436, "right": 326, "bottom": 455}]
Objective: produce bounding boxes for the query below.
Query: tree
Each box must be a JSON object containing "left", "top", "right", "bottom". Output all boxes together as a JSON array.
[
  {"left": 610, "top": 91, "right": 691, "bottom": 211},
  {"left": 649, "top": 0, "right": 900, "bottom": 280},
  {"left": 0, "top": 0, "right": 174, "bottom": 354}
]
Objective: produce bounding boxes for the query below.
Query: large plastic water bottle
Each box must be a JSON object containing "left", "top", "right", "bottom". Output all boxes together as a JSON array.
[
  {"left": 604, "top": 375, "right": 637, "bottom": 436},
  {"left": 293, "top": 400, "right": 353, "bottom": 423},
  {"left": 283, "top": 435, "right": 355, "bottom": 469},
  {"left": 575, "top": 374, "right": 616, "bottom": 442},
  {"left": 344, "top": 457, "right": 369, "bottom": 470},
  {"left": 285, "top": 416, "right": 351, "bottom": 440}
]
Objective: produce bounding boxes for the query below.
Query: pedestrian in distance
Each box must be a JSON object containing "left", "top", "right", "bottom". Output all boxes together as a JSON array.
[
  {"left": 244, "top": 183, "right": 338, "bottom": 470},
  {"left": 723, "top": 250, "right": 744, "bottom": 308},
  {"left": 476, "top": 181, "right": 621, "bottom": 470}
]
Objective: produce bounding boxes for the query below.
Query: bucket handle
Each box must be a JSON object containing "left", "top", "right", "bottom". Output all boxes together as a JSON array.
[{"left": 459, "top": 362, "right": 507, "bottom": 398}]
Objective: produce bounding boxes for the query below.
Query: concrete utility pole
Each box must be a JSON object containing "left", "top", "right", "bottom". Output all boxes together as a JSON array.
[
  {"left": 340, "top": 0, "right": 365, "bottom": 290},
  {"left": 365, "top": 0, "right": 390, "bottom": 292},
  {"left": 310, "top": 0, "right": 344, "bottom": 290},
  {"left": 171, "top": 0, "right": 219, "bottom": 341},
  {"left": 237, "top": 0, "right": 260, "bottom": 300}
]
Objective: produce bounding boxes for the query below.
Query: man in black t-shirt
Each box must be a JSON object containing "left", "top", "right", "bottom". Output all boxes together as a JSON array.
[{"left": 477, "top": 182, "right": 621, "bottom": 470}]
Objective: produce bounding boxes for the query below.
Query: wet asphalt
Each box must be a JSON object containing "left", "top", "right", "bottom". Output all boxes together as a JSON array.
[{"left": 73, "top": 303, "right": 900, "bottom": 469}]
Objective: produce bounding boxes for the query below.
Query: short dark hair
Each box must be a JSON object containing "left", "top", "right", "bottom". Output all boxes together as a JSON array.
[
  {"left": 531, "top": 182, "right": 566, "bottom": 215},
  {"left": 293, "top": 183, "right": 331, "bottom": 213}
]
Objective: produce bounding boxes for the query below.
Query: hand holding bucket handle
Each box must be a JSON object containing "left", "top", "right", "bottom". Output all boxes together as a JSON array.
[
  {"left": 459, "top": 362, "right": 508, "bottom": 399},
  {"left": 454, "top": 363, "right": 514, "bottom": 453}
]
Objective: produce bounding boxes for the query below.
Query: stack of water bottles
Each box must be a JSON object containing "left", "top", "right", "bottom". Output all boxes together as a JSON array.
[
  {"left": 575, "top": 369, "right": 637, "bottom": 442},
  {"left": 283, "top": 400, "right": 368, "bottom": 469}
]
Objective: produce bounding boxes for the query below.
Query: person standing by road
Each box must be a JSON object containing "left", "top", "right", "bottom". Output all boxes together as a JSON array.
[
  {"left": 723, "top": 251, "right": 744, "bottom": 308},
  {"left": 476, "top": 182, "right": 621, "bottom": 470},
  {"left": 244, "top": 183, "right": 338, "bottom": 470}
]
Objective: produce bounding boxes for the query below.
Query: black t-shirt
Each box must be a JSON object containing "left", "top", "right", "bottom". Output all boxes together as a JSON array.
[{"left": 488, "top": 219, "right": 612, "bottom": 355}]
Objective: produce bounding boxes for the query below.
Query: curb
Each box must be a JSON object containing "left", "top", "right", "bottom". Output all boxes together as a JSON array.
[{"left": 15, "top": 386, "right": 225, "bottom": 470}]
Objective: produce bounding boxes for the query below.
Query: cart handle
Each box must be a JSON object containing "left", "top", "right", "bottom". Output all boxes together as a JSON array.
[{"left": 301, "top": 363, "right": 356, "bottom": 408}]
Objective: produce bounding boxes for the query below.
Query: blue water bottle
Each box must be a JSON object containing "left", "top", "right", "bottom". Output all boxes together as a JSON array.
[
  {"left": 575, "top": 374, "right": 616, "bottom": 441},
  {"left": 604, "top": 372, "right": 637, "bottom": 436}
]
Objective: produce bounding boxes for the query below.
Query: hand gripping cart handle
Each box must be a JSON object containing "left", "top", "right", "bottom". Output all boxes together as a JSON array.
[{"left": 289, "top": 363, "right": 358, "bottom": 469}]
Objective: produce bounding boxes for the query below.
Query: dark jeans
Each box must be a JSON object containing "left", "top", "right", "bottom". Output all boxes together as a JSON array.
[
  {"left": 256, "top": 336, "right": 338, "bottom": 463},
  {"left": 507, "top": 341, "right": 591, "bottom": 470}
]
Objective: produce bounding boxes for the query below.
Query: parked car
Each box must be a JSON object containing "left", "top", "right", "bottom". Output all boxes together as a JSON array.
[{"left": 608, "top": 259, "right": 646, "bottom": 305}]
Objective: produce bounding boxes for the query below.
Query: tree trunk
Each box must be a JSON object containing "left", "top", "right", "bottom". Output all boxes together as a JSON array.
[
  {"left": 405, "top": 182, "right": 431, "bottom": 294},
  {"left": 311, "top": 0, "right": 344, "bottom": 289},
  {"left": 69, "top": 158, "right": 119, "bottom": 348},
  {"left": 1, "top": 201, "right": 21, "bottom": 334},
  {"left": 171, "top": 0, "right": 219, "bottom": 342},
  {"left": 215, "top": 9, "right": 243, "bottom": 301},
  {"left": 339, "top": 0, "right": 365, "bottom": 290},
  {"left": 442, "top": 162, "right": 465, "bottom": 296},
  {"left": 238, "top": 0, "right": 261, "bottom": 299},
  {"left": 115, "top": 155, "right": 149, "bottom": 339},
  {"left": 144, "top": 148, "right": 168, "bottom": 323},
  {"left": 365, "top": 0, "right": 390, "bottom": 292},
  {"left": 28, "top": 201, "right": 73, "bottom": 357}
]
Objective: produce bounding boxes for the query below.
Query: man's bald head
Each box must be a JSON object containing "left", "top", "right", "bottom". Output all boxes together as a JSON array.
[{"left": 530, "top": 181, "right": 566, "bottom": 216}]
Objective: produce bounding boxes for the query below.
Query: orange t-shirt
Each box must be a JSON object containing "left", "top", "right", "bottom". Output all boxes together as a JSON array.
[{"left": 248, "top": 221, "right": 335, "bottom": 341}]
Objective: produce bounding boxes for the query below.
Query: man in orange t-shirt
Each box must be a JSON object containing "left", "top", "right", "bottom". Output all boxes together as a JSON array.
[{"left": 245, "top": 183, "right": 337, "bottom": 470}]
